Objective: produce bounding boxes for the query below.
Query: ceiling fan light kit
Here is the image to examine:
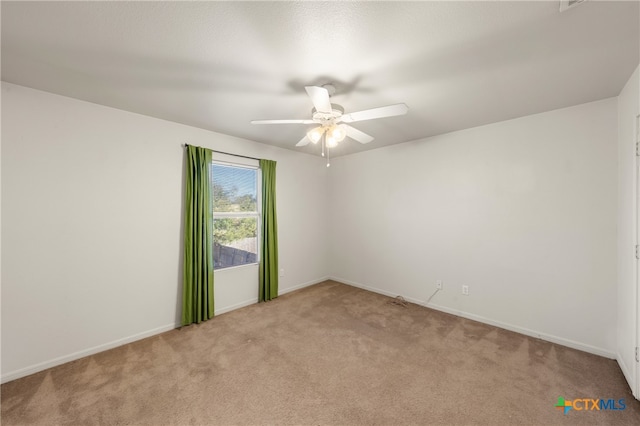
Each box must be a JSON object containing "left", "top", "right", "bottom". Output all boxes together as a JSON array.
[{"left": 251, "top": 83, "right": 408, "bottom": 167}]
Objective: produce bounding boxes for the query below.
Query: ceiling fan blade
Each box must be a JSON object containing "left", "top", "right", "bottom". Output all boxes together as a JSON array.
[
  {"left": 296, "top": 135, "right": 311, "bottom": 147},
  {"left": 305, "top": 86, "right": 332, "bottom": 114},
  {"left": 344, "top": 124, "right": 374, "bottom": 144},
  {"left": 341, "top": 103, "right": 408, "bottom": 123},
  {"left": 251, "top": 119, "right": 316, "bottom": 124}
]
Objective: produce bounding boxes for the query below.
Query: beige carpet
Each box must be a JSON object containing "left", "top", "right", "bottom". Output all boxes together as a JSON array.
[{"left": 2, "top": 280, "right": 639, "bottom": 425}]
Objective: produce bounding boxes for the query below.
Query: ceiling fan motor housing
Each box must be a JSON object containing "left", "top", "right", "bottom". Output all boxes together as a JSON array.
[
  {"left": 312, "top": 104, "right": 344, "bottom": 125},
  {"left": 321, "top": 83, "right": 337, "bottom": 96}
]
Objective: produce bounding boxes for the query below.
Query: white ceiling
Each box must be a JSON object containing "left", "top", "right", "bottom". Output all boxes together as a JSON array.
[{"left": 2, "top": 1, "right": 638, "bottom": 157}]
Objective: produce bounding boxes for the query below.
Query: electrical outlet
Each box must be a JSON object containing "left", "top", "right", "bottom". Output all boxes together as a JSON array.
[
  {"left": 436, "top": 280, "right": 443, "bottom": 290},
  {"left": 462, "top": 285, "right": 469, "bottom": 296},
  {"left": 279, "top": 269, "right": 285, "bottom": 277}
]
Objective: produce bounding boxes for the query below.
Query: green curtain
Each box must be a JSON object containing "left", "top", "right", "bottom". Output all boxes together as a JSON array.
[
  {"left": 182, "top": 145, "right": 215, "bottom": 325},
  {"left": 259, "top": 159, "right": 279, "bottom": 301}
]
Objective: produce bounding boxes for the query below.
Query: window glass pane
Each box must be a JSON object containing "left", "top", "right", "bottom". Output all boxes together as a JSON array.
[
  {"left": 213, "top": 217, "right": 258, "bottom": 269},
  {"left": 212, "top": 164, "right": 257, "bottom": 212}
]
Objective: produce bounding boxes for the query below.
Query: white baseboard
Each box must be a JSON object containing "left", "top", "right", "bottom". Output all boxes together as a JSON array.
[
  {"left": 1, "top": 323, "right": 176, "bottom": 384},
  {"left": 331, "top": 276, "right": 617, "bottom": 360},
  {"left": 215, "top": 276, "right": 329, "bottom": 315},
  {"left": 1, "top": 276, "right": 330, "bottom": 384},
  {"left": 279, "top": 276, "right": 330, "bottom": 295},
  {"left": 214, "top": 298, "right": 259, "bottom": 316}
]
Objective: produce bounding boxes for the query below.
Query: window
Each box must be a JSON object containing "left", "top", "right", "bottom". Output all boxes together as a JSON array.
[{"left": 211, "top": 161, "right": 260, "bottom": 269}]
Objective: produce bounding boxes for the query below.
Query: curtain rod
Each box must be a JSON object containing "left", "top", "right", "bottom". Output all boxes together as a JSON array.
[{"left": 183, "top": 144, "right": 260, "bottom": 162}]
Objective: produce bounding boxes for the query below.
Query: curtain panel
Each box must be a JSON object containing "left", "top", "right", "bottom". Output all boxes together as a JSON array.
[
  {"left": 259, "top": 159, "right": 278, "bottom": 301},
  {"left": 182, "top": 145, "right": 215, "bottom": 325}
]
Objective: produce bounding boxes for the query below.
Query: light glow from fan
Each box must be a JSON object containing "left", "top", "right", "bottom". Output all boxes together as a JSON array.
[
  {"left": 308, "top": 123, "right": 350, "bottom": 167},
  {"left": 330, "top": 124, "right": 346, "bottom": 142},
  {"left": 307, "top": 127, "right": 324, "bottom": 144}
]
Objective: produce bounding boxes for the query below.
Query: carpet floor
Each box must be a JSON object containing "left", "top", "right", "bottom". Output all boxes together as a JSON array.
[{"left": 2, "top": 280, "right": 639, "bottom": 425}]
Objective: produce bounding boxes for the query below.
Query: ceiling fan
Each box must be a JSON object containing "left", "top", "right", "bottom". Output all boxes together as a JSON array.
[{"left": 251, "top": 84, "right": 408, "bottom": 166}]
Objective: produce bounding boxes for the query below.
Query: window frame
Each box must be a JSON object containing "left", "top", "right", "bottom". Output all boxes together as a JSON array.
[{"left": 211, "top": 156, "right": 261, "bottom": 271}]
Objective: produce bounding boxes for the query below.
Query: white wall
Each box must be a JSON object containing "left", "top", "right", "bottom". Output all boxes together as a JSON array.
[
  {"left": 617, "top": 65, "right": 639, "bottom": 395},
  {"left": 0, "top": 80, "right": 630, "bottom": 382},
  {"left": 0, "top": 82, "right": 328, "bottom": 382},
  {"left": 328, "top": 98, "right": 619, "bottom": 357}
]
